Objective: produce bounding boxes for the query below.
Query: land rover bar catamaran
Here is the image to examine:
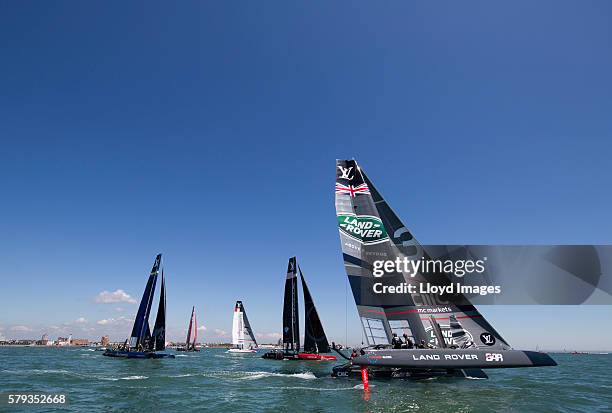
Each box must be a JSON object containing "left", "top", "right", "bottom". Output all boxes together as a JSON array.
[{"left": 332, "top": 159, "right": 556, "bottom": 380}]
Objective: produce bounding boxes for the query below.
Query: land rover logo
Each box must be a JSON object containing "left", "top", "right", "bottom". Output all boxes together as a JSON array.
[
  {"left": 337, "top": 214, "right": 389, "bottom": 245},
  {"left": 480, "top": 332, "right": 496, "bottom": 346},
  {"left": 425, "top": 324, "right": 474, "bottom": 347}
]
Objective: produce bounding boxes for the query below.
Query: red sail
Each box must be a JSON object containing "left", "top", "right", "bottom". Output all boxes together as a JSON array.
[{"left": 186, "top": 306, "right": 195, "bottom": 349}]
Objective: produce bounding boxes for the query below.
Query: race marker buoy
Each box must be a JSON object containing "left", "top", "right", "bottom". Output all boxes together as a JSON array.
[{"left": 360, "top": 366, "right": 369, "bottom": 391}]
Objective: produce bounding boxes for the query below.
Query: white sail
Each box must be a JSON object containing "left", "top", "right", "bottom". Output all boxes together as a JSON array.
[
  {"left": 230, "top": 301, "right": 257, "bottom": 351},
  {"left": 232, "top": 308, "right": 243, "bottom": 348}
]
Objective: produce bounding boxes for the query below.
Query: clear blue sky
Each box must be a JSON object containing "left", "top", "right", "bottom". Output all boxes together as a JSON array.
[{"left": 1, "top": 1, "right": 611, "bottom": 351}]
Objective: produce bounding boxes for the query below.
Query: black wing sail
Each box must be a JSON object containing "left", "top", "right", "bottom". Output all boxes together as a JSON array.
[
  {"left": 335, "top": 160, "right": 510, "bottom": 350},
  {"left": 129, "top": 254, "right": 161, "bottom": 349},
  {"left": 300, "top": 267, "right": 331, "bottom": 354},
  {"left": 152, "top": 270, "right": 166, "bottom": 351},
  {"left": 282, "top": 257, "right": 300, "bottom": 352}
]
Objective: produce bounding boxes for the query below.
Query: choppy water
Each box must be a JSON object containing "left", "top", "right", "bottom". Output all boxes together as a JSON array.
[{"left": 0, "top": 347, "right": 610, "bottom": 412}]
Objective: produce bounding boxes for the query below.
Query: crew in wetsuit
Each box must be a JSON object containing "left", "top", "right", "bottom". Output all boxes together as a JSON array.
[
  {"left": 402, "top": 334, "right": 414, "bottom": 349},
  {"left": 391, "top": 333, "right": 402, "bottom": 349}
]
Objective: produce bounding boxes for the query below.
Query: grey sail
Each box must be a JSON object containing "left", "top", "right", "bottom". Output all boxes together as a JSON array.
[
  {"left": 335, "top": 160, "right": 510, "bottom": 350},
  {"left": 241, "top": 302, "right": 258, "bottom": 347}
]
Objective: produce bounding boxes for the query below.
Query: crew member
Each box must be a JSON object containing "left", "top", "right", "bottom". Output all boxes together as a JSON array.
[
  {"left": 403, "top": 334, "right": 413, "bottom": 349},
  {"left": 391, "top": 333, "right": 402, "bottom": 349}
]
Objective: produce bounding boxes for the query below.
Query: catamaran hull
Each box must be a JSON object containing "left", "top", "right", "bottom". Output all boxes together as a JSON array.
[
  {"left": 351, "top": 349, "right": 556, "bottom": 370},
  {"left": 102, "top": 350, "right": 175, "bottom": 359},
  {"left": 331, "top": 362, "right": 489, "bottom": 379},
  {"left": 228, "top": 349, "right": 257, "bottom": 353},
  {"left": 262, "top": 350, "right": 297, "bottom": 360},
  {"left": 298, "top": 353, "right": 337, "bottom": 361}
]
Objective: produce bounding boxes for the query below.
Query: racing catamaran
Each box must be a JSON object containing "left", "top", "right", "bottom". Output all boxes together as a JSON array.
[
  {"left": 103, "top": 254, "right": 174, "bottom": 359},
  {"left": 262, "top": 257, "right": 336, "bottom": 361},
  {"left": 177, "top": 306, "right": 200, "bottom": 352},
  {"left": 332, "top": 159, "right": 556, "bottom": 379},
  {"left": 228, "top": 301, "right": 258, "bottom": 353}
]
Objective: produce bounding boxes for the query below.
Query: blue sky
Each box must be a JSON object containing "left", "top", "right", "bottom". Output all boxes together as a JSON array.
[{"left": 1, "top": 1, "right": 611, "bottom": 350}]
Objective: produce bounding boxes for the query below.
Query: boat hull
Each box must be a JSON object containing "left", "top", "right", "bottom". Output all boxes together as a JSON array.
[
  {"left": 298, "top": 353, "right": 337, "bottom": 361},
  {"left": 102, "top": 350, "right": 175, "bottom": 359},
  {"left": 228, "top": 348, "right": 257, "bottom": 353},
  {"left": 331, "top": 362, "right": 488, "bottom": 379},
  {"left": 351, "top": 348, "right": 556, "bottom": 369},
  {"left": 262, "top": 350, "right": 299, "bottom": 360}
]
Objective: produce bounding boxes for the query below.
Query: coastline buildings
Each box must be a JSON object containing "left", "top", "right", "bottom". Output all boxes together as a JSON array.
[
  {"left": 56, "top": 335, "right": 72, "bottom": 346},
  {"left": 101, "top": 335, "right": 110, "bottom": 347},
  {"left": 36, "top": 334, "right": 53, "bottom": 346}
]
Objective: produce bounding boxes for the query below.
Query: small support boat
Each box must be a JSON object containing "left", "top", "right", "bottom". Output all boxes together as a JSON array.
[
  {"left": 103, "top": 254, "right": 174, "bottom": 359},
  {"left": 228, "top": 301, "right": 258, "bottom": 353}
]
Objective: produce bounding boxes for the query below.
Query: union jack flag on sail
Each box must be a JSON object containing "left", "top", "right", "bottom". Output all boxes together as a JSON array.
[{"left": 335, "top": 182, "right": 370, "bottom": 197}]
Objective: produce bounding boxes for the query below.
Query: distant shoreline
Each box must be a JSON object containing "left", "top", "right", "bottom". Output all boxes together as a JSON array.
[{"left": 0, "top": 345, "right": 609, "bottom": 354}]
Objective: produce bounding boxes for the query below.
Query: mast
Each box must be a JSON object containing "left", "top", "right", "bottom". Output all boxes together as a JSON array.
[
  {"left": 335, "top": 160, "right": 510, "bottom": 350},
  {"left": 151, "top": 269, "right": 166, "bottom": 351},
  {"left": 300, "top": 267, "right": 331, "bottom": 353},
  {"left": 128, "top": 254, "right": 161, "bottom": 350},
  {"left": 282, "top": 257, "right": 300, "bottom": 353}
]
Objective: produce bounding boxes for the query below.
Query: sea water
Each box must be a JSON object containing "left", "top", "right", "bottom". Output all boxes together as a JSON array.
[{"left": 0, "top": 347, "right": 610, "bottom": 412}]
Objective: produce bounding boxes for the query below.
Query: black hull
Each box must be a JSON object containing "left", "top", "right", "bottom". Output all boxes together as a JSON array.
[
  {"left": 261, "top": 350, "right": 299, "bottom": 360},
  {"left": 331, "top": 362, "right": 488, "bottom": 379},
  {"left": 351, "top": 349, "right": 556, "bottom": 370},
  {"left": 103, "top": 350, "right": 175, "bottom": 359}
]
